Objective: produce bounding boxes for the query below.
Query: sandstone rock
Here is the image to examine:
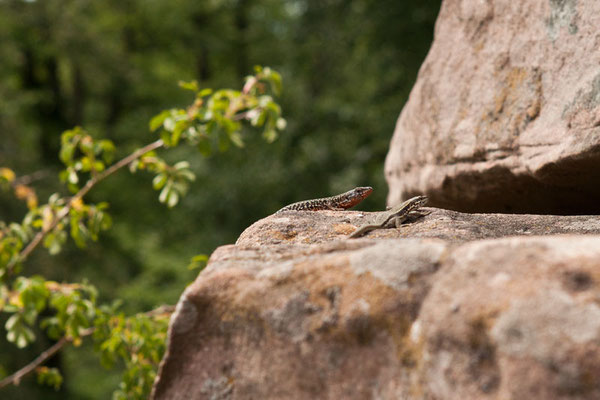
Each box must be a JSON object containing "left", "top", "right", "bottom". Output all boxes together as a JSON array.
[
  {"left": 415, "top": 236, "right": 600, "bottom": 399},
  {"left": 152, "top": 209, "right": 600, "bottom": 399},
  {"left": 384, "top": 0, "right": 600, "bottom": 214},
  {"left": 236, "top": 208, "right": 600, "bottom": 245},
  {"left": 152, "top": 237, "right": 448, "bottom": 400}
]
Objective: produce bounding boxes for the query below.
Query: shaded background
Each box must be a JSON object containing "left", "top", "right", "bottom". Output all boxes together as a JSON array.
[{"left": 0, "top": 0, "right": 441, "bottom": 398}]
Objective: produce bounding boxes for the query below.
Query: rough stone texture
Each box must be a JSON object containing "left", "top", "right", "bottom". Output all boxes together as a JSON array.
[
  {"left": 152, "top": 209, "right": 600, "bottom": 400},
  {"left": 152, "top": 237, "right": 448, "bottom": 400},
  {"left": 236, "top": 208, "right": 600, "bottom": 245},
  {"left": 416, "top": 236, "right": 600, "bottom": 399},
  {"left": 384, "top": 0, "right": 600, "bottom": 214}
]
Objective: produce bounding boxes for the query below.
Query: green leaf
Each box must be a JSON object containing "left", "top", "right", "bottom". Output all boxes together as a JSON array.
[
  {"left": 160, "top": 130, "right": 171, "bottom": 146},
  {"left": 187, "top": 254, "right": 208, "bottom": 271},
  {"left": 173, "top": 161, "right": 190, "bottom": 170},
  {"left": 166, "top": 190, "right": 179, "bottom": 208},
  {"left": 44, "top": 233, "right": 58, "bottom": 255},
  {"left": 44, "top": 230, "right": 67, "bottom": 255},
  {"left": 68, "top": 168, "right": 79, "bottom": 184},
  {"left": 5, "top": 314, "right": 19, "bottom": 330},
  {"left": 79, "top": 136, "right": 93, "bottom": 154},
  {"left": 22, "top": 308, "right": 38, "bottom": 325},
  {"left": 16, "top": 329, "right": 31, "bottom": 348},
  {"left": 198, "top": 88, "right": 213, "bottom": 97},
  {"left": 152, "top": 173, "right": 167, "bottom": 190},
  {"left": 71, "top": 220, "right": 88, "bottom": 248},
  {"left": 10, "top": 223, "right": 29, "bottom": 242},
  {"left": 178, "top": 80, "right": 199, "bottom": 92},
  {"left": 37, "top": 367, "right": 63, "bottom": 391},
  {"left": 177, "top": 170, "right": 196, "bottom": 182},
  {"left": 6, "top": 316, "right": 36, "bottom": 348},
  {"left": 171, "top": 181, "right": 189, "bottom": 196},
  {"left": 229, "top": 132, "right": 244, "bottom": 148},
  {"left": 163, "top": 117, "right": 176, "bottom": 132},
  {"left": 276, "top": 117, "right": 287, "bottom": 130},
  {"left": 263, "top": 67, "right": 282, "bottom": 96},
  {"left": 263, "top": 129, "right": 278, "bottom": 143},
  {"left": 253, "top": 110, "right": 267, "bottom": 127},
  {"left": 99, "top": 140, "right": 116, "bottom": 163},
  {"left": 158, "top": 184, "right": 171, "bottom": 204},
  {"left": 149, "top": 110, "right": 171, "bottom": 132},
  {"left": 93, "top": 161, "right": 105, "bottom": 172},
  {"left": 59, "top": 143, "right": 75, "bottom": 165},
  {"left": 171, "top": 126, "right": 184, "bottom": 146}
]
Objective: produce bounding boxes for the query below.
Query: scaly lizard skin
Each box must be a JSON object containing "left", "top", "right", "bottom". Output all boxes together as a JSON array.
[
  {"left": 348, "top": 195, "right": 428, "bottom": 238},
  {"left": 275, "top": 187, "right": 373, "bottom": 213}
]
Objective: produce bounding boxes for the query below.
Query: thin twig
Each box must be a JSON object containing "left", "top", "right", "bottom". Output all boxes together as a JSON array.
[
  {"left": 7, "top": 139, "right": 164, "bottom": 274},
  {"left": 12, "top": 170, "right": 52, "bottom": 186}
]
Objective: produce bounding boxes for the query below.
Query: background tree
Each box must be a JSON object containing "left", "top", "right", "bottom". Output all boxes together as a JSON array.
[{"left": 0, "top": 0, "right": 441, "bottom": 398}]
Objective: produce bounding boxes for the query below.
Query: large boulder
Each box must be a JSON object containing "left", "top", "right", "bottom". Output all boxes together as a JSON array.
[
  {"left": 384, "top": 0, "right": 600, "bottom": 214},
  {"left": 152, "top": 208, "right": 600, "bottom": 399}
]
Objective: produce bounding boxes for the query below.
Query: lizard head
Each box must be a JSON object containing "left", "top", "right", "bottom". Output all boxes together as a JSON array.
[
  {"left": 353, "top": 186, "right": 374, "bottom": 198},
  {"left": 412, "top": 195, "right": 428, "bottom": 208},
  {"left": 401, "top": 195, "right": 428, "bottom": 212},
  {"left": 338, "top": 186, "right": 373, "bottom": 208}
]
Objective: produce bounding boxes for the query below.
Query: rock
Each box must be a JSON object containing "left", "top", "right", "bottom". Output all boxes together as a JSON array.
[
  {"left": 152, "top": 236, "right": 448, "bottom": 400},
  {"left": 416, "top": 236, "right": 600, "bottom": 399},
  {"left": 235, "top": 208, "right": 600, "bottom": 245},
  {"left": 152, "top": 209, "right": 600, "bottom": 399},
  {"left": 384, "top": 0, "right": 600, "bottom": 214}
]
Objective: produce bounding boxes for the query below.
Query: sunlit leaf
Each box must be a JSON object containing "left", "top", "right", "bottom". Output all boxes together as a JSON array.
[
  {"left": 152, "top": 173, "right": 167, "bottom": 190},
  {"left": 149, "top": 110, "right": 171, "bottom": 132},
  {"left": 198, "top": 88, "right": 213, "bottom": 97},
  {"left": 178, "top": 80, "right": 199, "bottom": 92},
  {"left": 166, "top": 191, "right": 179, "bottom": 208},
  {"left": 229, "top": 132, "right": 244, "bottom": 148}
]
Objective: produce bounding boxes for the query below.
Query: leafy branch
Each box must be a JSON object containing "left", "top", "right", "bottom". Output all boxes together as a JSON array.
[
  {"left": 6, "top": 139, "right": 165, "bottom": 276},
  {"left": 0, "top": 304, "right": 175, "bottom": 391},
  {"left": 0, "top": 331, "right": 88, "bottom": 389},
  {"left": 0, "top": 66, "right": 284, "bottom": 398}
]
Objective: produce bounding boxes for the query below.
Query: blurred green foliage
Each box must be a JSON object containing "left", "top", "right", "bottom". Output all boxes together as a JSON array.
[{"left": 0, "top": 0, "right": 440, "bottom": 398}]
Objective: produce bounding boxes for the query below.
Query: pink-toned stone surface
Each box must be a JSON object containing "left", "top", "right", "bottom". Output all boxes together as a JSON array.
[
  {"left": 385, "top": 0, "right": 600, "bottom": 214},
  {"left": 152, "top": 238, "right": 448, "bottom": 400},
  {"left": 152, "top": 208, "right": 600, "bottom": 400},
  {"left": 416, "top": 236, "right": 600, "bottom": 399}
]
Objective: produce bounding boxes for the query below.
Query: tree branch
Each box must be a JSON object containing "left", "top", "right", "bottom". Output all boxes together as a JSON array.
[
  {"left": 0, "top": 329, "right": 91, "bottom": 389},
  {"left": 0, "top": 304, "right": 174, "bottom": 389},
  {"left": 7, "top": 139, "right": 164, "bottom": 274}
]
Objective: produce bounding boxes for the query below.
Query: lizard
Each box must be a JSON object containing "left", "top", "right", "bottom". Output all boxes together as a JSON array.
[
  {"left": 275, "top": 186, "right": 373, "bottom": 213},
  {"left": 348, "top": 195, "right": 428, "bottom": 238}
]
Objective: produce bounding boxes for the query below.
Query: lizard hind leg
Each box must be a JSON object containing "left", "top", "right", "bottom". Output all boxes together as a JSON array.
[
  {"left": 397, "top": 210, "right": 430, "bottom": 227},
  {"left": 393, "top": 215, "right": 409, "bottom": 228}
]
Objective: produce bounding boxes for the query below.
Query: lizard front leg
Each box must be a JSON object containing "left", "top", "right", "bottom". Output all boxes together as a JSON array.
[
  {"left": 392, "top": 215, "right": 409, "bottom": 228},
  {"left": 393, "top": 210, "right": 430, "bottom": 228}
]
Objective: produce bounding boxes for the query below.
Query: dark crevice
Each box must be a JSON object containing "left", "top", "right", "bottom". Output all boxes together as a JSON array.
[{"left": 424, "top": 146, "right": 600, "bottom": 214}]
